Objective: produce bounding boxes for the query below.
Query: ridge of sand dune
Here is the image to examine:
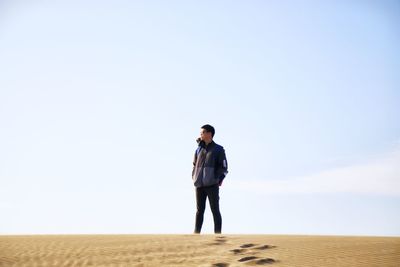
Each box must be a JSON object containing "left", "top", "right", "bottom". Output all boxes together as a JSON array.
[{"left": 0, "top": 234, "right": 399, "bottom": 267}]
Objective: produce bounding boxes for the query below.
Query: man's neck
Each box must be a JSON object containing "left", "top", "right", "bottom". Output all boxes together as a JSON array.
[{"left": 204, "top": 139, "right": 213, "bottom": 146}]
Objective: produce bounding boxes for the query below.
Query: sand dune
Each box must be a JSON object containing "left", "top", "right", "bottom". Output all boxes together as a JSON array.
[{"left": 0, "top": 234, "right": 399, "bottom": 267}]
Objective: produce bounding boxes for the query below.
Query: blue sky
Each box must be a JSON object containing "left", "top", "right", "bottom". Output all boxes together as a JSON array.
[{"left": 0, "top": 0, "right": 399, "bottom": 236}]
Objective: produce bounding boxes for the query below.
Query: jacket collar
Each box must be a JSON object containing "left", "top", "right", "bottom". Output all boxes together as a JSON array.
[{"left": 202, "top": 140, "right": 215, "bottom": 149}]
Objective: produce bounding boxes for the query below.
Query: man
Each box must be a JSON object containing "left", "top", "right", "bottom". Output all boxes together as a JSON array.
[{"left": 192, "top": 124, "right": 228, "bottom": 234}]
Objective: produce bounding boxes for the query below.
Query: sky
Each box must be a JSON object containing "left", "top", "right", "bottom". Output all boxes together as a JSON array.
[{"left": 0, "top": 0, "right": 399, "bottom": 236}]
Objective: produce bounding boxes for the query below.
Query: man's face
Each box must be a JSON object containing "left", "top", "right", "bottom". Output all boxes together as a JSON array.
[{"left": 200, "top": 128, "right": 212, "bottom": 141}]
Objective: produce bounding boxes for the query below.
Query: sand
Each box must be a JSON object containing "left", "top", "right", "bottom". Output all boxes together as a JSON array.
[{"left": 0, "top": 234, "right": 399, "bottom": 267}]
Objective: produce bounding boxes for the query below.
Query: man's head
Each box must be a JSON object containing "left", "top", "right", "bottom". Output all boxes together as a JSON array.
[{"left": 200, "top": 124, "right": 215, "bottom": 143}]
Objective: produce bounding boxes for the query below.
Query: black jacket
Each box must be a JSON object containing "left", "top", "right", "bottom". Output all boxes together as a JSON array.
[{"left": 192, "top": 140, "right": 228, "bottom": 187}]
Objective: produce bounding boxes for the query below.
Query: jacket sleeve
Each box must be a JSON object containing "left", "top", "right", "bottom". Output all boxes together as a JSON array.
[
  {"left": 216, "top": 147, "right": 228, "bottom": 182},
  {"left": 192, "top": 149, "right": 197, "bottom": 177}
]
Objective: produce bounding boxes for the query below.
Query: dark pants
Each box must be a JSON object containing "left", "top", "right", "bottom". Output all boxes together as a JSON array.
[{"left": 194, "top": 184, "right": 222, "bottom": 234}]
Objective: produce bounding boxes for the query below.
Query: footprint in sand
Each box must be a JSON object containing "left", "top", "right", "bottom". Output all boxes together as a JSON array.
[
  {"left": 210, "top": 236, "right": 228, "bottom": 245},
  {"left": 238, "top": 256, "right": 276, "bottom": 265},
  {"left": 254, "top": 245, "right": 276, "bottom": 250},
  {"left": 230, "top": 248, "right": 246, "bottom": 254},
  {"left": 235, "top": 243, "right": 276, "bottom": 251},
  {"left": 238, "top": 256, "right": 258, "bottom": 262},
  {"left": 255, "top": 258, "right": 276, "bottom": 265},
  {"left": 212, "top": 240, "right": 277, "bottom": 266},
  {"left": 231, "top": 244, "right": 277, "bottom": 265},
  {"left": 240, "top": 243, "right": 256, "bottom": 248}
]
